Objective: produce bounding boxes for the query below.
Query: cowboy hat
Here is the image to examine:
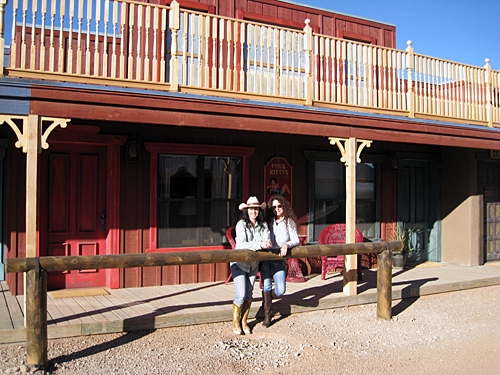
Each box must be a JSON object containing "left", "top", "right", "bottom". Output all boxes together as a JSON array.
[{"left": 238, "top": 196, "right": 266, "bottom": 211}]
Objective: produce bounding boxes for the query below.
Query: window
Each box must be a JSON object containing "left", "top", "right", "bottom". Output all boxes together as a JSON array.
[
  {"left": 146, "top": 143, "right": 254, "bottom": 250},
  {"left": 305, "top": 151, "right": 381, "bottom": 242}
]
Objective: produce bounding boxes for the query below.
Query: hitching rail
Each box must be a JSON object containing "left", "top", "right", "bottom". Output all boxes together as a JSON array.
[{"left": 6, "top": 241, "right": 401, "bottom": 368}]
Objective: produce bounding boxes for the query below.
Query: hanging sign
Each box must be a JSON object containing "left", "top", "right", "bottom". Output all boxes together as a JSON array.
[{"left": 264, "top": 157, "right": 292, "bottom": 206}]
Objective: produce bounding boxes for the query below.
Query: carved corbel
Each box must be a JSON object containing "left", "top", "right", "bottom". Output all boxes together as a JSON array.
[
  {"left": 329, "top": 137, "right": 372, "bottom": 165},
  {"left": 40, "top": 117, "right": 70, "bottom": 150},
  {"left": 0, "top": 115, "right": 70, "bottom": 153}
]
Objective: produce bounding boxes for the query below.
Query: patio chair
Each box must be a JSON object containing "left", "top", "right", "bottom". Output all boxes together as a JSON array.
[
  {"left": 318, "top": 224, "right": 364, "bottom": 280},
  {"left": 224, "top": 226, "right": 262, "bottom": 288}
]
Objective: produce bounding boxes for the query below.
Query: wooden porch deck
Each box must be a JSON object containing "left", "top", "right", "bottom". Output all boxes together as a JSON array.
[{"left": 1, "top": 262, "right": 500, "bottom": 346}]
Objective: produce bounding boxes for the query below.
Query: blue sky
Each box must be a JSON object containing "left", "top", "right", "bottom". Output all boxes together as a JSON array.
[{"left": 289, "top": 0, "right": 500, "bottom": 71}]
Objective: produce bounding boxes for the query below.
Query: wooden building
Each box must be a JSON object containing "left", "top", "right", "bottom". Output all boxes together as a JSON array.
[{"left": 0, "top": 0, "right": 499, "bottom": 295}]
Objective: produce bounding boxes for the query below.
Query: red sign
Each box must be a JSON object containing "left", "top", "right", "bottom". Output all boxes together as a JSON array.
[{"left": 264, "top": 157, "right": 292, "bottom": 206}]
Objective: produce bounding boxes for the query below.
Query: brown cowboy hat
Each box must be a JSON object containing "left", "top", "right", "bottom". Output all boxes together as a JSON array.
[{"left": 238, "top": 196, "right": 266, "bottom": 211}]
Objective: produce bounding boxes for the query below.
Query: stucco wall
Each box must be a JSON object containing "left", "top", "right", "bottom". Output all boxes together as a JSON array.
[{"left": 441, "top": 148, "right": 483, "bottom": 265}]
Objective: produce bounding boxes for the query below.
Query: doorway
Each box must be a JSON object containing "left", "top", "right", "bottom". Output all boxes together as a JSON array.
[
  {"left": 397, "top": 158, "right": 441, "bottom": 262},
  {"left": 40, "top": 143, "right": 109, "bottom": 290},
  {"left": 479, "top": 161, "right": 500, "bottom": 262}
]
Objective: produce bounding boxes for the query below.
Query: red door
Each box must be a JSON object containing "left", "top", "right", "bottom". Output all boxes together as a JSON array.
[{"left": 41, "top": 143, "right": 108, "bottom": 290}]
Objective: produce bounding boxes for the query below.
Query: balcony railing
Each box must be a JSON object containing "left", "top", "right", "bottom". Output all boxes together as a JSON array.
[{"left": 1, "top": 0, "right": 499, "bottom": 127}]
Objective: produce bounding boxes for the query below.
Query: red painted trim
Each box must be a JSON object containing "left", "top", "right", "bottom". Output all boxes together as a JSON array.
[
  {"left": 162, "top": 0, "right": 216, "bottom": 13},
  {"left": 144, "top": 142, "right": 255, "bottom": 252},
  {"left": 337, "top": 30, "right": 376, "bottom": 44}
]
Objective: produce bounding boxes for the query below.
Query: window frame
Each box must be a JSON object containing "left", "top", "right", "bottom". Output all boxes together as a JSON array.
[
  {"left": 304, "top": 150, "right": 383, "bottom": 243},
  {"left": 145, "top": 142, "right": 254, "bottom": 252}
]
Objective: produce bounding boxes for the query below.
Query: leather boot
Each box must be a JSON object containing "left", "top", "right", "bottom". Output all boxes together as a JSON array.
[
  {"left": 262, "top": 291, "right": 272, "bottom": 327},
  {"left": 241, "top": 300, "right": 252, "bottom": 334},
  {"left": 232, "top": 302, "right": 243, "bottom": 335}
]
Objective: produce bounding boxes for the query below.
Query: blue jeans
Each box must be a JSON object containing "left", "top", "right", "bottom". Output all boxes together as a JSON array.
[
  {"left": 231, "top": 264, "right": 258, "bottom": 305},
  {"left": 260, "top": 260, "right": 286, "bottom": 296}
]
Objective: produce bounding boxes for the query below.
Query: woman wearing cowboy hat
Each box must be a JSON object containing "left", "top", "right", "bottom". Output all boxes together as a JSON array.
[{"left": 231, "top": 196, "right": 271, "bottom": 335}]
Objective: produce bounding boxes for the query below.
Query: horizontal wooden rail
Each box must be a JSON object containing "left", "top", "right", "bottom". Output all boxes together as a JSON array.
[
  {"left": 6, "top": 241, "right": 402, "bottom": 273},
  {"left": 6, "top": 241, "right": 399, "bottom": 368}
]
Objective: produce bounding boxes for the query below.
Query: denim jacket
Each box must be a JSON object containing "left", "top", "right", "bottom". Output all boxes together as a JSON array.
[{"left": 232, "top": 219, "right": 270, "bottom": 273}]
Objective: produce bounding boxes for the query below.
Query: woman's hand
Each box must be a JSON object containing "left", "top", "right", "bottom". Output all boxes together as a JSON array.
[
  {"left": 261, "top": 240, "right": 271, "bottom": 249},
  {"left": 279, "top": 244, "right": 288, "bottom": 257}
]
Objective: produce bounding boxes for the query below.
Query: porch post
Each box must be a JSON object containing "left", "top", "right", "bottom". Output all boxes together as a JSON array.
[
  {"left": 26, "top": 115, "right": 40, "bottom": 258},
  {"left": 344, "top": 137, "right": 357, "bottom": 295},
  {"left": 329, "top": 137, "right": 372, "bottom": 296},
  {"left": 0, "top": 0, "right": 6, "bottom": 76}
]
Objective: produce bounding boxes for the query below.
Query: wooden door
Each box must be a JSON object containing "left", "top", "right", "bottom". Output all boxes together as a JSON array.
[
  {"left": 41, "top": 143, "right": 108, "bottom": 290},
  {"left": 397, "top": 159, "right": 441, "bottom": 263},
  {"left": 479, "top": 162, "right": 500, "bottom": 262}
]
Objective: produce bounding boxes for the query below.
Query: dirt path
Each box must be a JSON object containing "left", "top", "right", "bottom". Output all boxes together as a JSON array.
[{"left": 1, "top": 285, "right": 499, "bottom": 374}]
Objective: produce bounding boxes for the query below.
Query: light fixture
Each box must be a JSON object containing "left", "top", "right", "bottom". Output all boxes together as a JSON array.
[{"left": 126, "top": 135, "right": 139, "bottom": 163}]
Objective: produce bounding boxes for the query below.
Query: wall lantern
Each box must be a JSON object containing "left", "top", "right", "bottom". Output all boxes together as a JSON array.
[{"left": 126, "top": 135, "right": 140, "bottom": 163}]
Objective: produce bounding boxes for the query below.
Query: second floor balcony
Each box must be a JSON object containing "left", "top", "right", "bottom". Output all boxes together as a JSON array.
[{"left": 1, "top": 0, "right": 499, "bottom": 128}]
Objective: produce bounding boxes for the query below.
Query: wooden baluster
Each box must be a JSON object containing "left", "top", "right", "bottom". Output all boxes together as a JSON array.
[
  {"left": 111, "top": 0, "right": 118, "bottom": 78},
  {"left": 199, "top": 14, "right": 206, "bottom": 87},
  {"left": 94, "top": 0, "right": 101, "bottom": 76},
  {"left": 239, "top": 22, "right": 246, "bottom": 92},
  {"left": 324, "top": 37, "right": 331, "bottom": 102},
  {"left": 266, "top": 27, "right": 272, "bottom": 95},
  {"left": 136, "top": 4, "right": 143, "bottom": 80},
  {"left": 160, "top": 8, "right": 166, "bottom": 83},
  {"left": 76, "top": 0, "right": 83, "bottom": 74},
  {"left": 211, "top": 17, "right": 217, "bottom": 88},
  {"left": 85, "top": 0, "right": 92, "bottom": 75},
  {"left": 218, "top": 18, "right": 224, "bottom": 89},
  {"left": 67, "top": 0, "right": 74, "bottom": 74},
  {"left": 391, "top": 50, "right": 397, "bottom": 109},
  {"left": 57, "top": 0, "right": 65, "bottom": 73},
  {"left": 371, "top": 46, "right": 377, "bottom": 107},
  {"left": 8, "top": 0, "right": 19, "bottom": 69},
  {"left": 20, "top": 0, "right": 28, "bottom": 69},
  {"left": 318, "top": 36, "right": 324, "bottom": 101},
  {"left": 273, "top": 28, "right": 279, "bottom": 96},
  {"left": 337, "top": 40, "right": 343, "bottom": 103},
  {"left": 102, "top": 0, "right": 109, "bottom": 78},
  {"left": 48, "top": 0, "right": 57, "bottom": 72},
  {"left": 38, "top": 0, "right": 46, "bottom": 72},
  {"left": 362, "top": 44, "right": 368, "bottom": 107},
  {"left": 396, "top": 51, "right": 405, "bottom": 110},
  {"left": 197, "top": 14, "right": 203, "bottom": 87},
  {"left": 144, "top": 5, "right": 151, "bottom": 82},
  {"left": 151, "top": 7, "right": 159, "bottom": 82},
  {"left": 30, "top": 0, "right": 38, "bottom": 70},
  {"left": 251, "top": 25, "right": 257, "bottom": 93},
  {"left": 259, "top": 26, "right": 265, "bottom": 94},
  {"left": 292, "top": 31, "right": 298, "bottom": 97},
  {"left": 226, "top": 19, "right": 232, "bottom": 90},
  {"left": 181, "top": 11, "right": 188, "bottom": 85},
  {"left": 119, "top": 1, "right": 126, "bottom": 79},
  {"left": 127, "top": 5, "right": 135, "bottom": 79}
]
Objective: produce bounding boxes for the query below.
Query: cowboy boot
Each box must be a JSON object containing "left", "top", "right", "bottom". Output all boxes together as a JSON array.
[
  {"left": 232, "top": 302, "right": 243, "bottom": 335},
  {"left": 241, "top": 300, "right": 252, "bottom": 334},
  {"left": 262, "top": 291, "right": 272, "bottom": 327}
]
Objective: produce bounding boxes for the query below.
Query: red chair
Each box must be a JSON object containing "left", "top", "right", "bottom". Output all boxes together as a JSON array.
[
  {"left": 318, "top": 224, "right": 364, "bottom": 280},
  {"left": 224, "top": 226, "right": 262, "bottom": 288}
]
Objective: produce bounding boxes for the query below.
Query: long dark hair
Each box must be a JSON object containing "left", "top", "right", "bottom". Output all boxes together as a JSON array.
[
  {"left": 240, "top": 207, "right": 266, "bottom": 227},
  {"left": 265, "top": 195, "right": 299, "bottom": 231}
]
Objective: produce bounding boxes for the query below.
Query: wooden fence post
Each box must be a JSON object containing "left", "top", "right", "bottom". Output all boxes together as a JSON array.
[
  {"left": 405, "top": 40, "right": 415, "bottom": 118},
  {"left": 376, "top": 248, "right": 392, "bottom": 320},
  {"left": 26, "top": 260, "right": 48, "bottom": 368}
]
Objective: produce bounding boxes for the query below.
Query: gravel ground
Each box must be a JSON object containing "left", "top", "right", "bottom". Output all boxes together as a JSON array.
[{"left": 1, "top": 285, "right": 499, "bottom": 375}]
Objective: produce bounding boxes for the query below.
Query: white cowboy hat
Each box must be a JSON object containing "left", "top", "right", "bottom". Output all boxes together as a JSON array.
[{"left": 238, "top": 196, "right": 266, "bottom": 211}]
